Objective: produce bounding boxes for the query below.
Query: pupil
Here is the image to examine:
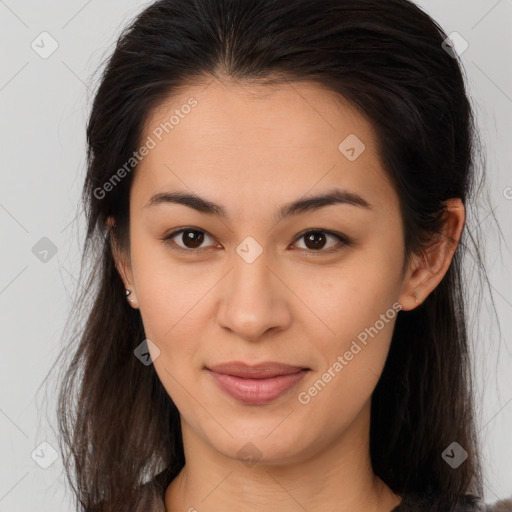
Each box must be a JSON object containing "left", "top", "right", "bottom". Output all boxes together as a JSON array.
[
  {"left": 305, "top": 232, "right": 325, "bottom": 250},
  {"left": 184, "top": 230, "right": 204, "bottom": 248}
]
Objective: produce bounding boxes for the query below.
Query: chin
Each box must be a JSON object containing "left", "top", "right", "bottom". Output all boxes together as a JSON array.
[{"left": 201, "top": 420, "right": 312, "bottom": 467}]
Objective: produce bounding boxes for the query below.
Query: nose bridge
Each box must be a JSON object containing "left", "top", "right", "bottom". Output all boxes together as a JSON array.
[
  {"left": 216, "top": 238, "right": 290, "bottom": 341},
  {"left": 233, "top": 243, "right": 271, "bottom": 297}
]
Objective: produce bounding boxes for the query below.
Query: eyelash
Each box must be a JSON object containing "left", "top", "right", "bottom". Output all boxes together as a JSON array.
[{"left": 161, "top": 227, "right": 351, "bottom": 256}]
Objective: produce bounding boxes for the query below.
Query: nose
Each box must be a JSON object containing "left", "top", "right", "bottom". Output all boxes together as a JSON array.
[{"left": 216, "top": 250, "right": 292, "bottom": 342}]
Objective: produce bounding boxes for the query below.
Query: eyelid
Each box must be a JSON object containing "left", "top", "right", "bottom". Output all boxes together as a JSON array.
[
  {"left": 162, "top": 227, "right": 350, "bottom": 254},
  {"left": 162, "top": 227, "right": 218, "bottom": 253},
  {"left": 291, "top": 229, "right": 350, "bottom": 254}
]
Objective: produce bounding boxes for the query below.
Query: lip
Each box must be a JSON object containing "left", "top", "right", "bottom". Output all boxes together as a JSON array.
[{"left": 206, "top": 361, "right": 309, "bottom": 404}]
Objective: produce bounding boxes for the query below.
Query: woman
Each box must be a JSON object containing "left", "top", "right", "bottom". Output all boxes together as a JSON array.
[{"left": 56, "top": 0, "right": 507, "bottom": 510}]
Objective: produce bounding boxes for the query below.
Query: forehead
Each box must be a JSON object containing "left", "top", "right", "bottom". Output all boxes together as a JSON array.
[{"left": 132, "top": 79, "right": 399, "bottom": 219}]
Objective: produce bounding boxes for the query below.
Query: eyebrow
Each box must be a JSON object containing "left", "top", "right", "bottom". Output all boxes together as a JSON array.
[{"left": 145, "top": 187, "right": 372, "bottom": 223}]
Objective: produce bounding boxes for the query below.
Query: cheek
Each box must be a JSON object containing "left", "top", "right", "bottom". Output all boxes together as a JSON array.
[
  {"left": 302, "top": 245, "right": 403, "bottom": 344},
  {"left": 294, "top": 271, "right": 401, "bottom": 438},
  {"left": 295, "top": 243, "right": 403, "bottom": 415},
  {"left": 131, "top": 244, "right": 210, "bottom": 407},
  {"left": 129, "top": 227, "right": 209, "bottom": 331},
  {"left": 128, "top": 240, "right": 193, "bottom": 358}
]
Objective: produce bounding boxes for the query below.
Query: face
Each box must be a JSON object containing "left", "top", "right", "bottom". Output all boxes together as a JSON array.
[{"left": 119, "top": 79, "right": 413, "bottom": 465}]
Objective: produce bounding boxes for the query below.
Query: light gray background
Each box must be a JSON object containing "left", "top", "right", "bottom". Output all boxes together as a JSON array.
[{"left": 0, "top": 1, "right": 511, "bottom": 510}]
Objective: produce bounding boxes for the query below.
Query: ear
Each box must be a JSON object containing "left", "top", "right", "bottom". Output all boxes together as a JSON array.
[
  {"left": 398, "top": 198, "right": 465, "bottom": 311},
  {"left": 108, "top": 216, "right": 139, "bottom": 309}
]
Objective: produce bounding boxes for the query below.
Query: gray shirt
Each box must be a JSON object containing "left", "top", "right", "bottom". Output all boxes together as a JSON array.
[{"left": 136, "top": 475, "right": 509, "bottom": 512}]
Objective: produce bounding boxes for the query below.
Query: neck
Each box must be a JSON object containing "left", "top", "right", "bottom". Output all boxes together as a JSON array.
[{"left": 165, "top": 401, "right": 402, "bottom": 512}]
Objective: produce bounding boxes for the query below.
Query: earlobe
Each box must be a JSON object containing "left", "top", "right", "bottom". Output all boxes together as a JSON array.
[
  {"left": 108, "top": 216, "right": 138, "bottom": 308},
  {"left": 125, "top": 289, "right": 139, "bottom": 308},
  {"left": 398, "top": 253, "right": 426, "bottom": 312}
]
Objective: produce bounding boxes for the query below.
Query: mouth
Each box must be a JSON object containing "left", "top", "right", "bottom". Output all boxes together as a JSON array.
[{"left": 206, "top": 361, "right": 310, "bottom": 405}]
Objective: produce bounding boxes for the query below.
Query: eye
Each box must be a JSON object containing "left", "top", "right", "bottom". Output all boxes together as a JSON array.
[
  {"left": 292, "top": 230, "right": 350, "bottom": 254},
  {"left": 162, "top": 228, "right": 350, "bottom": 254},
  {"left": 163, "top": 228, "right": 217, "bottom": 252}
]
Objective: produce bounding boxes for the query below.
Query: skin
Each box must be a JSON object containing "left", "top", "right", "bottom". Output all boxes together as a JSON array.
[{"left": 113, "top": 78, "right": 465, "bottom": 512}]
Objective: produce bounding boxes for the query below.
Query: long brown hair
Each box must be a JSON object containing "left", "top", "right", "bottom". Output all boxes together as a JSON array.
[{"left": 55, "top": 0, "right": 498, "bottom": 510}]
